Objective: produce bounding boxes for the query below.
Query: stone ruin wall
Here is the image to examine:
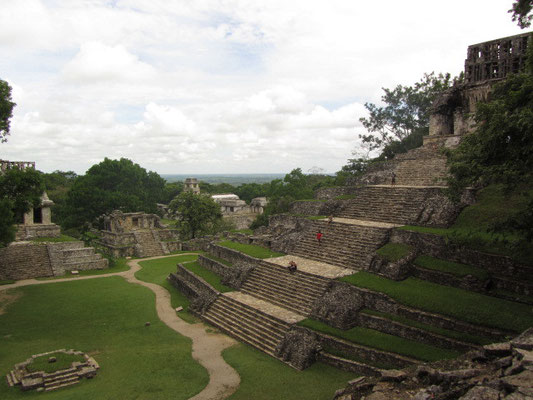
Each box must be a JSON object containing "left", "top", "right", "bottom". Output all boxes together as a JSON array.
[{"left": 429, "top": 32, "right": 531, "bottom": 138}]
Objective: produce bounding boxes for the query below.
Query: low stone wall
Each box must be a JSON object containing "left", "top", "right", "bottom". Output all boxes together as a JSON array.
[
  {"left": 0, "top": 243, "right": 53, "bottom": 280},
  {"left": 15, "top": 224, "right": 61, "bottom": 241},
  {"left": 289, "top": 200, "right": 345, "bottom": 217},
  {"left": 313, "top": 280, "right": 507, "bottom": 339},
  {"left": 275, "top": 326, "right": 320, "bottom": 370},
  {"left": 346, "top": 160, "right": 398, "bottom": 186},
  {"left": 317, "top": 352, "right": 382, "bottom": 376},
  {"left": 314, "top": 329, "right": 417, "bottom": 369},
  {"left": 167, "top": 264, "right": 219, "bottom": 314},
  {"left": 223, "top": 213, "right": 256, "bottom": 230},
  {"left": 357, "top": 313, "right": 478, "bottom": 352},
  {"left": 206, "top": 243, "right": 257, "bottom": 265},
  {"left": 391, "top": 229, "right": 533, "bottom": 282},
  {"left": 411, "top": 265, "right": 487, "bottom": 292}
]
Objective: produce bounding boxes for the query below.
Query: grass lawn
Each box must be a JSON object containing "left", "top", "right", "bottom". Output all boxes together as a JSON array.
[
  {"left": 218, "top": 240, "right": 285, "bottom": 259},
  {"left": 136, "top": 254, "right": 200, "bottom": 323},
  {"left": 223, "top": 343, "right": 356, "bottom": 400},
  {"left": 181, "top": 261, "right": 234, "bottom": 293},
  {"left": 340, "top": 272, "right": 533, "bottom": 333},
  {"left": 376, "top": 243, "right": 412, "bottom": 262},
  {"left": 0, "top": 280, "right": 16, "bottom": 285},
  {"left": 298, "top": 319, "right": 460, "bottom": 362},
  {"left": 27, "top": 351, "right": 86, "bottom": 373},
  {"left": 414, "top": 255, "right": 490, "bottom": 280},
  {"left": 0, "top": 277, "right": 208, "bottom": 399},
  {"left": 230, "top": 228, "right": 253, "bottom": 235}
]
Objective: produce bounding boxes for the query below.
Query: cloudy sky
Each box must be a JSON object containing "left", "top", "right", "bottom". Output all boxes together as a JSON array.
[{"left": 0, "top": 0, "right": 525, "bottom": 175}]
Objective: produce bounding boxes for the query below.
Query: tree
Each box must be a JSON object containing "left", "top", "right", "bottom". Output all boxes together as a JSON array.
[
  {"left": 359, "top": 72, "right": 454, "bottom": 154},
  {"left": 0, "top": 79, "right": 16, "bottom": 143},
  {"left": 0, "top": 167, "right": 44, "bottom": 246},
  {"left": 169, "top": 191, "right": 222, "bottom": 239},
  {"left": 447, "top": 40, "right": 533, "bottom": 241},
  {"left": 63, "top": 158, "right": 166, "bottom": 229},
  {"left": 509, "top": 0, "right": 533, "bottom": 28}
]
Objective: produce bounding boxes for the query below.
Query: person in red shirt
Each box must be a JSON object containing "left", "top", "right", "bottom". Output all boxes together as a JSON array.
[{"left": 316, "top": 230, "right": 323, "bottom": 245}]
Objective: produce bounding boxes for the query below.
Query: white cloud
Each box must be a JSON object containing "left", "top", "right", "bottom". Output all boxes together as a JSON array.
[
  {"left": 0, "top": 0, "right": 524, "bottom": 174},
  {"left": 62, "top": 42, "right": 156, "bottom": 82}
]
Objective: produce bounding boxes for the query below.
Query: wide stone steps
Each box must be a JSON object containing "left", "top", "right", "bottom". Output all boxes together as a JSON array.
[
  {"left": 44, "top": 372, "right": 79, "bottom": 391},
  {"left": 133, "top": 230, "right": 166, "bottom": 257},
  {"left": 336, "top": 186, "right": 441, "bottom": 225},
  {"left": 203, "top": 295, "right": 291, "bottom": 356}
]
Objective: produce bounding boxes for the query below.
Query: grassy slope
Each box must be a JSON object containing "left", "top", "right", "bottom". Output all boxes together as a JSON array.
[
  {"left": 341, "top": 272, "right": 533, "bottom": 333},
  {"left": 136, "top": 254, "right": 199, "bottom": 323},
  {"left": 414, "top": 255, "right": 489, "bottom": 280},
  {"left": 399, "top": 184, "right": 533, "bottom": 264},
  {"left": 181, "top": 261, "right": 234, "bottom": 293},
  {"left": 298, "top": 319, "right": 460, "bottom": 362},
  {"left": 376, "top": 243, "right": 412, "bottom": 262},
  {"left": 223, "top": 343, "right": 356, "bottom": 400},
  {"left": 0, "top": 277, "right": 208, "bottom": 400},
  {"left": 218, "top": 240, "right": 285, "bottom": 258}
]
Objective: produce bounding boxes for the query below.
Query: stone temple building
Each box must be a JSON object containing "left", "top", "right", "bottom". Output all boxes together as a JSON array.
[
  {"left": 184, "top": 177, "right": 200, "bottom": 194},
  {"left": 99, "top": 210, "right": 181, "bottom": 257},
  {"left": 211, "top": 194, "right": 267, "bottom": 229}
]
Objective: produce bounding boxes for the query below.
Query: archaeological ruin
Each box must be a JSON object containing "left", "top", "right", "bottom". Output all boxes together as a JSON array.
[
  {"left": 98, "top": 210, "right": 180, "bottom": 257},
  {"left": 212, "top": 194, "right": 267, "bottom": 229},
  {"left": 166, "top": 33, "right": 533, "bottom": 398},
  {"left": 0, "top": 160, "right": 108, "bottom": 280}
]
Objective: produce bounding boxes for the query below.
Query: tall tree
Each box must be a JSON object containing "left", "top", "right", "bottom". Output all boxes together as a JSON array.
[
  {"left": 0, "top": 79, "right": 16, "bottom": 143},
  {"left": 509, "top": 0, "right": 533, "bottom": 28},
  {"left": 0, "top": 167, "right": 44, "bottom": 247},
  {"left": 169, "top": 191, "right": 222, "bottom": 239},
  {"left": 63, "top": 158, "right": 166, "bottom": 229},
  {"left": 359, "top": 72, "right": 454, "bottom": 153}
]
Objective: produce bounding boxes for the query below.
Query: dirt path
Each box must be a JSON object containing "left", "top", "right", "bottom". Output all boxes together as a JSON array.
[{"left": 0, "top": 255, "right": 241, "bottom": 400}]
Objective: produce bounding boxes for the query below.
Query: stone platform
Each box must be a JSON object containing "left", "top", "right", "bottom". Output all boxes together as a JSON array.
[{"left": 267, "top": 255, "right": 354, "bottom": 279}]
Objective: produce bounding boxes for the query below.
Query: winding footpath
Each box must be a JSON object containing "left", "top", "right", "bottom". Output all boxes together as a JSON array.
[{"left": 0, "top": 255, "right": 241, "bottom": 400}]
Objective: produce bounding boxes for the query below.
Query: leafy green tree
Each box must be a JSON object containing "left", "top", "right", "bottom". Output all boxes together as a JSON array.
[
  {"left": 39, "top": 170, "right": 78, "bottom": 226},
  {"left": 234, "top": 183, "right": 269, "bottom": 203},
  {"left": 509, "top": 0, "right": 532, "bottom": 28},
  {"left": 63, "top": 158, "right": 166, "bottom": 229},
  {"left": 0, "top": 79, "right": 16, "bottom": 143},
  {"left": 161, "top": 181, "right": 184, "bottom": 204},
  {"left": 359, "top": 72, "right": 454, "bottom": 153},
  {"left": 0, "top": 167, "right": 44, "bottom": 246},
  {"left": 169, "top": 191, "right": 222, "bottom": 239}
]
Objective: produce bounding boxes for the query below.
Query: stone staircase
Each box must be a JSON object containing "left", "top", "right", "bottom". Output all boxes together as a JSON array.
[
  {"left": 392, "top": 147, "right": 449, "bottom": 187},
  {"left": 43, "top": 368, "right": 80, "bottom": 391},
  {"left": 47, "top": 242, "right": 108, "bottom": 275},
  {"left": 337, "top": 186, "right": 445, "bottom": 225},
  {"left": 240, "top": 261, "right": 330, "bottom": 315},
  {"left": 203, "top": 294, "right": 292, "bottom": 356},
  {"left": 133, "top": 230, "right": 168, "bottom": 257},
  {"left": 290, "top": 221, "right": 390, "bottom": 270}
]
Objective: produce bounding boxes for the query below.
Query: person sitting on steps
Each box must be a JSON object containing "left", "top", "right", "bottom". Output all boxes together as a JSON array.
[{"left": 288, "top": 260, "right": 297, "bottom": 273}]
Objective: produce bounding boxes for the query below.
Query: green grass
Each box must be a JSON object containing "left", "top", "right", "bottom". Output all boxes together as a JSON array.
[
  {"left": 181, "top": 261, "right": 234, "bottom": 293},
  {"left": 360, "top": 309, "right": 491, "bottom": 345},
  {"left": 0, "top": 277, "right": 208, "bottom": 399},
  {"left": 376, "top": 243, "right": 412, "bottom": 262},
  {"left": 30, "top": 234, "right": 79, "bottom": 243},
  {"left": 218, "top": 240, "right": 285, "bottom": 259},
  {"left": 298, "top": 319, "right": 460, "bottom": 362},
  {"left": 340, "top": 272, "right": 533, "bottom": 333},
  {"left": 0, "top": 280, "right": 16, "bottom": 285},
  {"left": 335, "top": 194, "right": 357, "bottom": 200},
  {"left": 26, "top": 351, "right": 86, "bottom": 373},
  {"left": 204, "top": 254, "right": 233, "bottom": 267},
  {"left": 414, "top": 255, "right": 490, "bottom": 280},
  {"left": 321, "top": 345, "right": 395, "bottom": 370},
  {"left": 136, "top": 254, "right": 200, "bottom": 323},
  {"left": 223, "top": 343, "right": 356, "bottom": 400}
]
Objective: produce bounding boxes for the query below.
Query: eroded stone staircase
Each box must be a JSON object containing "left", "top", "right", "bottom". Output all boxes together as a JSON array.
[
  {"left": 290, "top": 221, "right": 390, "bottom": 270},
  {"left": 337, "top": 186, "right": 445, "bottom": 225},
  {"left": 393, "top": 147, "right": 449, "bottom": 187},
  {"left": 240, "top": 261, "right": 330, "bottom": 315},
  {"left": 203, "top": 294, "right": 293, "bottom": 356},
  {"left": 133, "top": 230, "right": 168, "bottom": 257}
]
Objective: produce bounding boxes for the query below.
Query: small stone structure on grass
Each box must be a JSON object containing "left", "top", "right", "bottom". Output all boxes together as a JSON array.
[
  {"left": 212, "top": 194, "right": 267, "bottom": 230},
  {"left": 6, "top": 349, "right": 99, "bottom": 392}
]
